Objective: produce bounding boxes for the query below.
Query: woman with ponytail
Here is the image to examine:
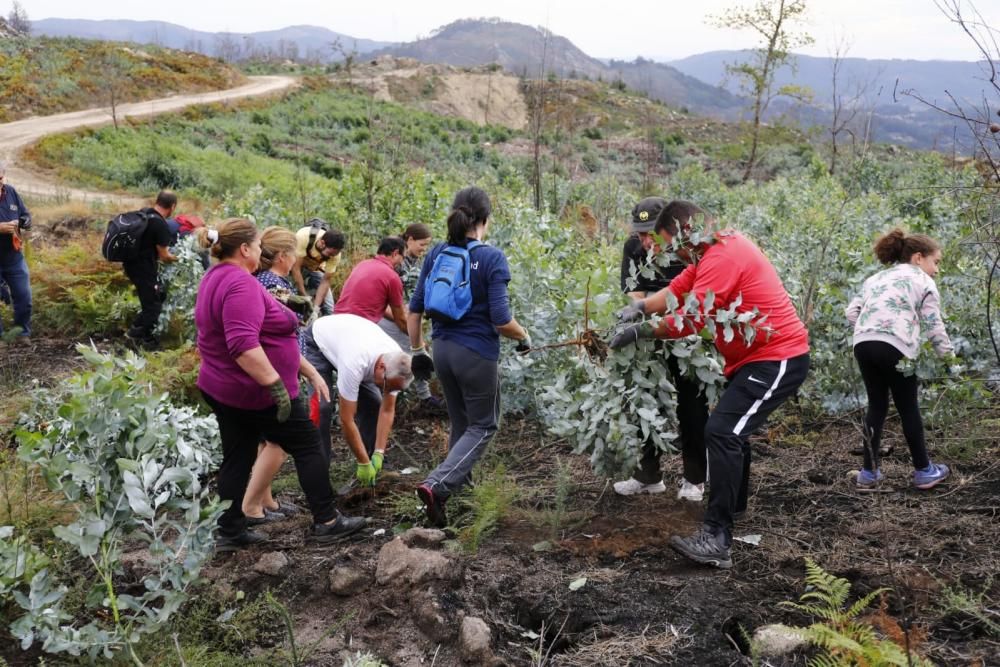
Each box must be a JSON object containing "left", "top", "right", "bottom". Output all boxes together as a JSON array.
[
  {"left": 846, "top": 227, "right": 954, "bottom": 491},
  {"left": 407, "top": 187, "right": 530, "bottom": 527},
  {"left": 195, "top": 219, "right": 366, "bottom": 550}
]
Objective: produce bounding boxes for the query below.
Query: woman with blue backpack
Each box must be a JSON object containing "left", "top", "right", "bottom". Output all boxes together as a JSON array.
[{"left": 407, "top": 187, "right": 530, "bottom": 527}]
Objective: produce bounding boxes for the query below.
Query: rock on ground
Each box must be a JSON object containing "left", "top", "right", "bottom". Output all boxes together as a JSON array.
[
  {"left": 400, "top": 527, "right": 448, "bottom": 549},
  {"left": 410, "top": 590, "right": 455, "bottom": 644},
  {"left": 375, "top": 537, "right": 462, "bottom": 587},
  {"left": 752, "top": 624, "right": 807, "bottom": 657},
  {"left": 252, "top": 551, "right": 289, "bottom": 577},
  {"left": 328, "top": 566, "right": 370, "bottom": 596},
  {"left": 460, "top": 616, "right": 493, "bottom": 663}
]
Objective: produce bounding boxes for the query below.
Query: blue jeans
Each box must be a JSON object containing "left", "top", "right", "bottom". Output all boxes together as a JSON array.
[{"left": 0, "top": 252, "right": 31, "bottom": 336}]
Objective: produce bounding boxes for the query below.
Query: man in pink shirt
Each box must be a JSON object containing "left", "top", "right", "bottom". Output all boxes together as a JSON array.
[
  {"left": 335, "top": 236, "right": 407, "bottom": 331},
  {"left": 611, "top": 200, "right": 810, "bottom": 570}
]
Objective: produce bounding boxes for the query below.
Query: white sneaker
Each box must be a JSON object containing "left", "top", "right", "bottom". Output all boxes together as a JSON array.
[
  {"left": 613, "top": 478, "right": 667, "bottom": 496},
  {"left": 677, "top": 480, "right": 705, "bottom": 502}
]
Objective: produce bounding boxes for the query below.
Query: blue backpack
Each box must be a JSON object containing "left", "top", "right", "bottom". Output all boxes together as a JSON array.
[{"left": 424, "top": 241, "right": 483, "bottom": 323}]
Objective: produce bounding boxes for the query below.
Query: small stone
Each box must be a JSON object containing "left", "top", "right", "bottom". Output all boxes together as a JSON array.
[
  {"left": 990, "top": 122, "right": 1000, "bottom": 134},
  {"left": 252, "top": 551, "right": 289, "bottom": 577},
  {"left": 328, "top": 566, "right": 369, "bottom": 596},
  {"left": 410, "top": 590, "right": 455, "bottom": 643},
  {"left": 460, "top": 616, "right": 493, "bottom": 662},
  {"left": 752, "top": 624, "right": 807, "bottom": 657},
  {"left": 400, "top": 527, "right": 448, "bottom": 549}
]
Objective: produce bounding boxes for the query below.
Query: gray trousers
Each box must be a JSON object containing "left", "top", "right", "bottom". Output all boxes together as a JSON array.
[
  {"left": 377, "top": 317, "right": 432, "bottom": 399},
  {"left": 424, "top": 339, "right": 500, "bottom": 499},
  {"left": 302, "top": 325, "right": 382, "bottom": 465}
]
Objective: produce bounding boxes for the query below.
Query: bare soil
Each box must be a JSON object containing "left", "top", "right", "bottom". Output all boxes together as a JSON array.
[{"left": 177, "top": 406, "right": 1000, "bottom": 666}]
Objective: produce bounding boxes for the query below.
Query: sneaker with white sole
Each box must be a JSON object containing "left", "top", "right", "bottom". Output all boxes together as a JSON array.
[
  {"left": 913, "top": 462, "right": 950, "bottom": 490},
  {"left": 613, "top": 478, "right": 666, "bottom": 496},
  {"left": 677, "top": 480, "right": 705, "bottom": 502}
]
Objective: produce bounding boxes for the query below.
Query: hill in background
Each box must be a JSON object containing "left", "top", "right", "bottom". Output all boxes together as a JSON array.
[{"left": 31, "top": 18, "right": 388, "bottom": 63}]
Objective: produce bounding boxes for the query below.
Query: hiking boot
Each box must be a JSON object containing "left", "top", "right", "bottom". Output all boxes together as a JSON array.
[
  {"left": 245, "top": 509, "right": 286, "bottom": 526},
  {"left": 669, "top": 526, "right": 732, "bottom": 569},
  {"left": 310, "top": 513, "right": 368, "bottom": 545},
  {"left": 855, "top": 468, "right": 884, "bottom": 492},
  {"left": 215, "top": 529, "right": 268, "bottom": 553},
  {"left": 913, "top": 463, "right": 950, "bottom": 490},
  {"left": 613, "top": 478, "right": 666, "bottom": 496},
  {"left": 677, "top": 480, "right": 705, "bottom": 502},
  {"left": 417, "top": 484, "right": 447, "bottom": 528}
]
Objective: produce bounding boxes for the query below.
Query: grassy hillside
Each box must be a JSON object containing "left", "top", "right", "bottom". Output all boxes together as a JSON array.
[{"left": 0, "top": 35, "right": 245, "bottom": 121}]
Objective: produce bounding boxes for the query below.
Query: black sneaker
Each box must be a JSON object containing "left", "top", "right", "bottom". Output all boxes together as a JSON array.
[
  {"left": 669, "top": 526, "right": 733, "bottom": 569},
  {"left": 215, "top": 529, "right": 268, "bottom": 553},
  {"left": 246, "top": 509, "right": 286, "bottom": 526},
  {"left": 310, "top": 513, "right": 368, "bottom": 545},
  {"left": 416, "top": 484, "right": 447, "bottom": 528}
]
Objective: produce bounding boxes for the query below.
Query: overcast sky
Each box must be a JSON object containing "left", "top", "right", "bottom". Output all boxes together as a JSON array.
[{"left": 8, "top": 0, "right": 1000, "bottom": 62}]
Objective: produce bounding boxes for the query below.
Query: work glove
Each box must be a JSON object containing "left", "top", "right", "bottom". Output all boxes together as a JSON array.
[
  {"left": 617, "top": 299, "right": 645, "bottom": 323},
  {"left": 608, "top": 322, "right": 654, "bottom": 350},
  {"left": 516, "top": 333, "right": 532, "bottom": 354},
  {"left": 283, "top": 294, "right": 314, "bottom": 318},
  {"left": 267, "top": 379, "right": 292, "bottom": 423},
  {"left": 372, "top": 451, "right": 384, "bottom": 474},
  {"left": 356, "top": 461, "right": 377, "bottom": 486},
  {"left": 410, "top": 347, "right": 435, "bottom": 381}
]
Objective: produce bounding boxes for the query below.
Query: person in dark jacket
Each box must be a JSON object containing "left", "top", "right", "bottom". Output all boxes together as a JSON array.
[
  {"left": 0, "top": 162, "right": 33, "bottom": 340},
  {"left": 124, "top": 190, "right": 178, "bottom": 349},
  {"left": 616, "top": 197, "right": 710, "bottom": 502}
]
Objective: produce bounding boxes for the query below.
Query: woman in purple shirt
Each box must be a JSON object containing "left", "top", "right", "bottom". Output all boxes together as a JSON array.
[{"left": 194, "top": 218, "right": 366, "bottom": 551}]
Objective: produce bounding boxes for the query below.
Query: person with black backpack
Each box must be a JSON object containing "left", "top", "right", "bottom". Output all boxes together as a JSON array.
[
  {"left": 407, "top": 187, "right": 530, "bottom": 528},
  {"left": 121, "top": 191, "right": 178, "bottom": 349}
]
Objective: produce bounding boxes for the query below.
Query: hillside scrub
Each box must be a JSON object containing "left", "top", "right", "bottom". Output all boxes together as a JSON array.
[{"left": 0, "top": 36, "right": 244, "bottom": 122}]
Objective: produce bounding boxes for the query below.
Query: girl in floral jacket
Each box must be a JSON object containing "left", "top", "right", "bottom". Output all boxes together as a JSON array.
[{"left": 846, "top": 228, "right": 953, "bottom": 491}]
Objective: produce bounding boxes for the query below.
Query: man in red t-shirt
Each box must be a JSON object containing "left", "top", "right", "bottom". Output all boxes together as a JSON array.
[
  {"left": 335, "top": 237, "right": 407, "bottom": 331},
  {"left": 611, "top": 200, "right": 810, "bottom": 570}
]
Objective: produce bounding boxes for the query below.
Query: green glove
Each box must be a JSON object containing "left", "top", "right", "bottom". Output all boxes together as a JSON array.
[
  {"left": 372, "top": 451, "right": 384, "bottom": 474},
  {"left": 267, "top": 380, "right": 291, "bottom": 423},
  {"left": 356, "top": 461, "right": 376, "bottom": 486}
]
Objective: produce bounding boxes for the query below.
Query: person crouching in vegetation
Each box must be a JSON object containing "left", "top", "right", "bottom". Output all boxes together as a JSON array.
[
  {"left": 845, "top": 228, "right": 953, "bottom": 492},
  {"left": 378, "top": 223, "right": 446, "bottom": 412},
  {"left": 292, "top": 220, "right": 344, "bottom": 316},
  {"left": 240, "top": 226, "right": 317, "bottom": 525},
  {"left": 611, "top": 200, "right": 810, "bottom": 570},
  {"left": 194, "top": 219, "right": 366, "bottom": 552},
  {"left": 408, "top": 187, "right": 531, "bottom": 528},
  {"left": 616, "top": 196, "right": 710, "bottom": 501},
  {"left": 0, "top": 162, "right": 32, "bottom": 341}
]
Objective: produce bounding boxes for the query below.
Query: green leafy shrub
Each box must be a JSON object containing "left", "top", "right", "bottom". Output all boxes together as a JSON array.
[{"left": 5, "top": 346, "right": 223, "bottom": 661}]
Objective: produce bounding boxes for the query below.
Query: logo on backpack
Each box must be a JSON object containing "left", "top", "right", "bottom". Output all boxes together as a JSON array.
[
  {"left": 424, "top": 241, "right": 483, "bottom": 323},
  {"left": 102, "top": 210, "right": 152, "bottom": 262}
]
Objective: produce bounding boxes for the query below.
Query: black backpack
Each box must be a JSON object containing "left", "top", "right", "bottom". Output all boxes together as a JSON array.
[{"left": 102, "top": 210, "right": 152, "bottom": 262}]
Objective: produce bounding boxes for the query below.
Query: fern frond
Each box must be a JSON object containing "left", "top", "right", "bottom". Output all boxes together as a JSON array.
[{"left": 845, "top": 588, "right": 891, "bottom": 620}]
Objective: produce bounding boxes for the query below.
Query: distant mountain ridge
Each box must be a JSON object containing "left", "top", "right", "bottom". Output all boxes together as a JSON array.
[
  {"left": 31, "top": 18, "right": 389, "bottom": 62},
  {"left": 376, "top": 19, "right": 744, "bottom": 116}
]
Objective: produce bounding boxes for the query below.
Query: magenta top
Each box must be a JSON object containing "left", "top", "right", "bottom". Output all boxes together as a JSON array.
[{"left": 196, "top": 262, "right": 301, "bottom": 410}]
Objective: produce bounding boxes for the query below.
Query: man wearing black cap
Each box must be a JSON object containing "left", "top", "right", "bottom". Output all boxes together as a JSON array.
[{"left": 615, "top": 197, "right": 710, "bottom": 500}]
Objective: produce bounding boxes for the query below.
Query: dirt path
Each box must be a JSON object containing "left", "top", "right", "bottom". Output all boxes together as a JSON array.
[{"left": 0, "top": 75, "right": 297, "bottom": 204}]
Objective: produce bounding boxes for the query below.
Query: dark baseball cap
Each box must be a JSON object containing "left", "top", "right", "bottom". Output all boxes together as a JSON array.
[{"left": 630, "top": 197, "right": 667, "bottom": 233}]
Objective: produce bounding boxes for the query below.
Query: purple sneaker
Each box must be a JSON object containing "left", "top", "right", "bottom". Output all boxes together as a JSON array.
[
  {"left": 855, "top": 468, "right": 884, "bottom": 492},
  {"left": 913, "top": 463, "right": 950, "bottom": 490}
]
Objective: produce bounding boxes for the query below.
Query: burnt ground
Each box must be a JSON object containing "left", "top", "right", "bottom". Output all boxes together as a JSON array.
[
  {"left": 0, "top": 342, "right": 997, "bottom": 666},
  {"left": 185, "top": 404, "right": 998, "bottom": 666}
]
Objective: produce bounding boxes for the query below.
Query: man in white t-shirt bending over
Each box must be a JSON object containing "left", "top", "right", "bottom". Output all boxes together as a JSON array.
[{"left": 303, "top": 313, "right": 414, "bottom": 487}]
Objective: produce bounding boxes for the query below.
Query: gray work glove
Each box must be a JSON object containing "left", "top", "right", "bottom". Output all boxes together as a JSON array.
[
  {"left": 516, "top": 333, "right": 532, "bottom": 354},
  {"left": 410, "top": 347, "right": 435, "bottom": 381},
  {"left": 617, "top": 299, "right": 646, "bottom": 323},
  {"left": 609, "top": 322, "right": 654, "bottom": 350},
  {"left": 267, "top": 380, "right": 292, "bottom": 423}
]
